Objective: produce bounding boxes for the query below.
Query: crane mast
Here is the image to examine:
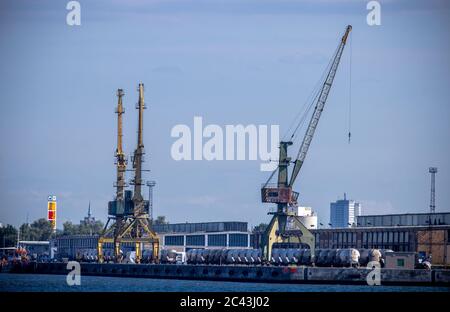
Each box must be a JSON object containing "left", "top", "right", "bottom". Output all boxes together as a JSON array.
[
  {"left": 261, "top": 25, "right": 352, "bottom": 261},
  {"left": 115, "top": 89, "right": 126, "bottom": 201},
  {"left": 113, "top": 89, "right": 127, "bottom": 257},
  {"left": 132, "top": 83, "right": 145, "bottom": 214}
]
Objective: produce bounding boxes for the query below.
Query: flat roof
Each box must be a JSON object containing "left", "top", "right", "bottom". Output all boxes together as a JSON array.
[
  {"left": 18, "top": 241, "right": 49, "bottom": 245},
  {"left": 155, "top": 221, "right": 247, "bottom": 225},
  {"left": 312, "top": 224, "right": 450, "bottom": 232},
  {"left": 358, "top": 212, "right": 450, "bottom": 218},
  {"left": 159, "top": 231, "right": 252, "bottom": 235}
]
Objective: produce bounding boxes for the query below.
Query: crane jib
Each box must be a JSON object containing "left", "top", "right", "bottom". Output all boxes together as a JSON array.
[{"left": 288, "top": 26, "right": 351, "bottom": 188}]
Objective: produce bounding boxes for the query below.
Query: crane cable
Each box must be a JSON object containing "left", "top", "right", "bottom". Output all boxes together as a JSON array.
[
  {"left": 282, "top": 74, "right": 322, "bottom": 142},
  {"left": 283, "top": 43, "right": 340, "bottom": 144},
  {"left": 348, "top": 31, "right": 353, "bottom": 144}
]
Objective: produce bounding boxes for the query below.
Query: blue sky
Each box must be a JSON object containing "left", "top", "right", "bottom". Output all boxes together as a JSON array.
[{"left": 0, "top": 0, "right": 449, "bottom": 229}]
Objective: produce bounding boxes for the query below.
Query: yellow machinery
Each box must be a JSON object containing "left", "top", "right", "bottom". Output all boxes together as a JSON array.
[{"left": 98, "top": 84, "right": 159, "bottom": 263}]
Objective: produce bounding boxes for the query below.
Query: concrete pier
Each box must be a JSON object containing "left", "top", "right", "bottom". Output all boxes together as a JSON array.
[{"left": 6, "top": 262, "right": 450, "bottom": 286}]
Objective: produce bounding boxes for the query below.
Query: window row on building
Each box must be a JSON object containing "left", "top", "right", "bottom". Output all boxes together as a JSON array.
[
  {"left": 312, "top": 229, "right": 416, "bottom": 252},
  {"left": 163, "top": 233, "right": 249, "bottom": 248},
  {"left": 56, "top": 236, "right": 98, "bottom": 249},
  {"left": 356, "top": 213, "right": 450, "bottom": 227},
  {"left": 153, "top": 222, "right": 248, "bottom": 234}
]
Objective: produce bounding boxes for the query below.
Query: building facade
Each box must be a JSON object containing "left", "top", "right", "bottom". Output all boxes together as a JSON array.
[
  {"left": 311, "top": 224, "right": 450, "bottom": 265},
  {"left": 18, "top": 241, "right": 51, "bottom": 261},
  {"left": 330, "top": 194, "right": 361, "bottom": 228},
  {"left": 53, "top": 235, "right": 100, "bottom": 259},
  {"left": 356, "top": 212, "right": 450, "bottom": 227},
  {"left": 249, "top": 212, "right": 450, "bottom": 265},
  {"left": 153, "top": 221, "right": 251, "bottom": 252}
]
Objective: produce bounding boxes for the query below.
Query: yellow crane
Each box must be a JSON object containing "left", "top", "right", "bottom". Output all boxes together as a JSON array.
[{"left": 98, "top": 85, "right": 159, "bottom": 263}]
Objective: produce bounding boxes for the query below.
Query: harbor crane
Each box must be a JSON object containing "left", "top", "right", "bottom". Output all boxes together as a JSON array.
[
  {"left": 98, "top": 84, "right": 160, "bottom": 263},
  {"left": 260, "top": 25, "right": 352, "bottom": 261}
]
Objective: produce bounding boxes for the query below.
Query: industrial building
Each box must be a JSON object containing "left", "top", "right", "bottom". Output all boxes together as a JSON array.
[
  {"left": 356, "top": 212, "right": 450, "bottom": 227},
  {"left": 53, "top": 235, "right": 100, "bottom": 260},
  {"left": 249, "top": 212, "right": 450, "bottom": 266},
  {"left": 40, "top": 212, "right": 450, "bottom": 266},
  {"left": 310, "top": 212, "right": 450, "bottom": 266},
  {"left": 287, "top": 206, "right": 318, "bottom": 229},
  {"left": 154, "top": 221, "right": 251, "bottom": 252},
  {"left": 329, "top": 193, "right": 361, "bottom": 228},
  {"left": 52, "top": 221, "right": 251, "bottom": 259}
]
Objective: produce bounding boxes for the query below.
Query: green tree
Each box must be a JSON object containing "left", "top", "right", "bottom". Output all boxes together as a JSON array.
[
  {"left": 19, "top": 218, "right": 53, "bottom": 241},
  {"left": 62, "top": 221, "right": 78, "bottom": 236},
  {"left": 0, "top": 224, "right": 18, "bottom": 248},
  {"left": 252, "top": 223, "right": 268, "bottom": 233},
  {"left": 78, "top": 220, "right": 104, "bottom": 235},
  {"left": 153, "top": 215, "right": 168, "bottom": 225},
  {"left": 62, "top": 220, "right": 104, "bottom": 236}
]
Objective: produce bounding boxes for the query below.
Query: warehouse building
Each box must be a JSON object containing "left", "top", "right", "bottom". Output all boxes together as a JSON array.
[
  {"left": 52, "top": 221, "right": 251, "bottom": 259},
  {"left": 310, "top": 212, "right": 450, "bottom": 266},
  {"left": 356, "top": 212, "right": 450, "bottom": 227},
  {"left": 53, "top": 235, "right": 101, "bottom": 260},
  {"left": 153, "top": 221, "right": 251, "bottom": 252}
]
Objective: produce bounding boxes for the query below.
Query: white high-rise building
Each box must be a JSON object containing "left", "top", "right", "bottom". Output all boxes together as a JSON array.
[{"left": 330, "top": 193, "right": 361, "bottom": 228}]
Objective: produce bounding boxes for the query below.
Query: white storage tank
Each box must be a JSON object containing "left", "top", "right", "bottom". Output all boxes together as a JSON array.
[
  {"left": 338, "top": 248, "right": 360, "bottom": 267},
  {"left": 298, "top": 215, "right": 318, "bottom": 229},
  {"left": 368, "top": 249, "right": 382, "bottom": 263}
]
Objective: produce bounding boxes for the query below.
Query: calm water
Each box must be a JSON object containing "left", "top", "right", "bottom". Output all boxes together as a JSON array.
[{"left": 1, "top": 273, "right": 449, "bottom": 292}]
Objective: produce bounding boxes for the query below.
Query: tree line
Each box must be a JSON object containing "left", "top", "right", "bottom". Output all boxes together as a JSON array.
[{"left": 0, "top": 215, "right": 170, "bottom": 248}]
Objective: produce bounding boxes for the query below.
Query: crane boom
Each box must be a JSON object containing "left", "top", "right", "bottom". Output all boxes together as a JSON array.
[{"left": 289, "top": 25, "right": 352, "bottom": 187}]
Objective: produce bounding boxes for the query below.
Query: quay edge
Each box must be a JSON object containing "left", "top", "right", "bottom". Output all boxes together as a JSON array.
[{"left": 3, "top": 262, "right": 450, "bottom": 286}]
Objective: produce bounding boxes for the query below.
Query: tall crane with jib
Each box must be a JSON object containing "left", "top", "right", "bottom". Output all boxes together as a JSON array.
[{"left": 260, "top": 25, "right": 352, "bottom": 261}]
